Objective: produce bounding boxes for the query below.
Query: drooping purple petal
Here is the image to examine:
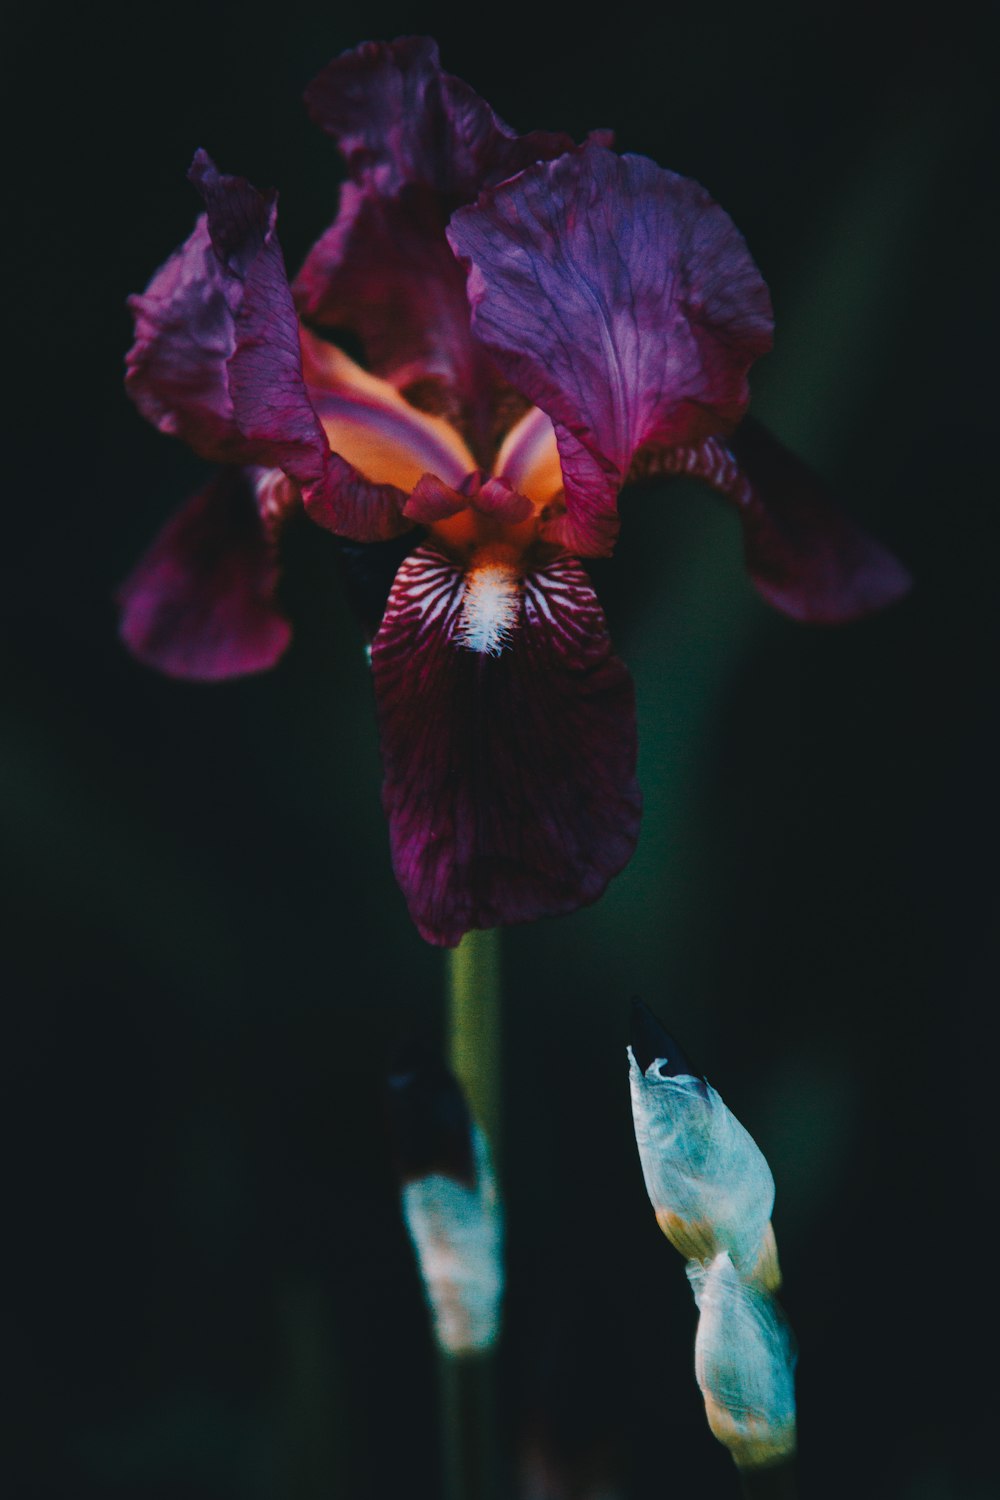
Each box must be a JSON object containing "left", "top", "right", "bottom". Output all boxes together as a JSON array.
[
  {"left": 187, "top": 150, "right": 410, "bottom": 543},
  {"left": 303, "top": 36, "right": 577, "bottom": 198},
  {"left": 637, "top": 424, "right": 912, "bottom": 622},
  {"left": 371, "top": 544, "right": 641, "bottom": 946},
  {"left": 118, "top": 467, "right": 291, "bottom": 681},
  {"left": 447, "top": 145, "right": 774, "bottom": 556},
  {"left": 297, "top": 38, "right": 580, "bottom": 462},
  {"left": 730, "top": 419, "right": 912, "bottom": 621},
  {"left": 125, "top": 216, "right": 246, "bottom": 463}
]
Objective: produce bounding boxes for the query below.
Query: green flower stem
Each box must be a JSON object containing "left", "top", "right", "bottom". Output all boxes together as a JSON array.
[
  {"left": 447, "top": 928, "right": 502, "bottom": 1153},
  {"left": 439, "top": 1352, "right": 498, "bottom": 1500},
  {"left": 441, "top": 927, "right": 502, "bottom": 1500}
]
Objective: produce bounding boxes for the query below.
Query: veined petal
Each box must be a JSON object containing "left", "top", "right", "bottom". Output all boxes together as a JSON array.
[
  {"left": 729, "top": 420, "right": 912, "bottom": 621},
  {"left": 371, "top": 545, "right": 641, "bottom": 946},
  {"left": 303, "top": 36, "right": 576, "bottom": 198},
  {"left": 187, "top": 151, "right": 410, "bottom": 544},
  {"left": 117, "top": 467, "right": 291, "bottom": 681},
  {"left": 125, "top": 216, "right": 244, "bottom": 463},
  {"left": 447, "top": 145, "right": 773, "bottom": 556},
  {"left": 297, "top": 39, "right": 580, "bottom": 463},
  {"left": 634, "top": 424, "right": 912, "bottom": 621},
  {"left": 294, "top": 184, "right": 506, "bottom": 461},
  {"left": 402, "top": 472, "right": 470, "bottom": 525}
]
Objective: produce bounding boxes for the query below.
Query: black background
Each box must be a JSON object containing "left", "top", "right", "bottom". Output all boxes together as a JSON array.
[{"left": 5, "top": 3, "right": 997, "bottom": 1496}]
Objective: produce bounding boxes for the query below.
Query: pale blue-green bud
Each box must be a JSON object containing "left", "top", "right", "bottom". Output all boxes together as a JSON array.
[
  {"left": 400, "top": 1123, "right": 503, "bottom": 1356},
  {"left": 687, "top": 1253, "right": 797, "bottom": 1468},
  {"left": 627, "top": 1046, "right": 779, "bottom": 1287}
]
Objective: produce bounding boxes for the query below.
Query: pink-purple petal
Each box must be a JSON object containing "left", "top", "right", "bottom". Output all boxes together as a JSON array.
[
  {"left": 303, "top": 36, "right": 576, "bottom": 197},
  {"left": 472, "top": 477, "right": 534, "bottom": 523},
  {"left": 640, "top": 425, "right": 912, "bottom": 621},
  {"left": 118, "top": 467, "right": 292, "bottom": 681},
  {"left": 188, "top": 150, "right": 409, "bottom": 543},
  {"left": 728, "top": 420, "right": 912, "bottom": 622},
  {"left": 294, "top": 184, "right": 505, "bottom": 459},
  {"left": 125, "top": 216, "right": 245, "bottom": 463},
  {"left": 297, "top": 38, "right": 580, "bottom": 461},
  {"left": 371, "top": 544, "right": 641, "bottom": 946},
  {"left": 447, "top": 145, "right": 774, "bottom": 557},
  {"left": 403, "top": 473, "right": 469, "bottom": 524}
]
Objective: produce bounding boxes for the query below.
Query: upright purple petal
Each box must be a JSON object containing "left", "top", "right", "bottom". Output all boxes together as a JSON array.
[
  {"left": 188, "top": 151, "right": 409, "bottom": 542},
  {"left": 447, "top": 145, "right": 774, "bottom": 556},
  {"left": 118, "top": 467, "right": 291, "bottom": 681},
  {"left": 371, "top": 544, "right": 641, "bottom": 946},
  {"left": 639, "top": 425, "right": 912, "bottom": 622},
  {"left": 125, "top": 216, "right": 245, "bottom": 463},
  {"left": 303, "top": 36, "right": 576, "bottom": 197},
  {"left": 297, "top": 38, "right": 579, "bottom": 463},
  {"left": 294, "top": 184, "right": 506, "bottom": 461}
]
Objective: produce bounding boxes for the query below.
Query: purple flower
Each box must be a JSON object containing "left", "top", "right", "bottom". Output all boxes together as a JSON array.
[{"left": 120, "top": 37, "right": 910, "bottom": 946}]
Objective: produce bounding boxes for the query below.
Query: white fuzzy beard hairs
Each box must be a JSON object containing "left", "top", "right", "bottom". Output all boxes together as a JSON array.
[{"left": 456, "top": 551, "right": 523, "bottom": 656}]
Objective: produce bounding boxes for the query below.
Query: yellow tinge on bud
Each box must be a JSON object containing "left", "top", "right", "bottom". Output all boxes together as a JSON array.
[
  {"left": 626, "top": 1016, "right": 796, "bottom": 1471},
  {"left": 627, "top": 1046, "right": 778, "bottom": 1287},
  {"left": 687, "top": 1253, "right": 797, "bottom": 1469}
]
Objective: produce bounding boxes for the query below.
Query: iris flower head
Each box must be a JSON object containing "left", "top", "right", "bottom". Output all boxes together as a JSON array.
[{"left": 121, "top": 37, "right": 910, "bottom": 946}]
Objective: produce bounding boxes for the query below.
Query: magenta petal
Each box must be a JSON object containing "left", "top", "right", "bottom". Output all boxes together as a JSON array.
[
  {"left": 188, "top": 150, "right": 407, "bottom": 543},
  {"left": 304, "top": 37, "right": 576, "bottom": 197},
  {"left": 125, "top": 216, "right": 245, "bottom": 463},
  {"left": 648, "top": 425, "right": 912, "bottom": 622},
  {"left": 403, "top": 473, "right": 469, "bottom": 524},
  {"left": 472, "top": 477, "right": 534, "bottom": 523},
  {"left": 447, "top": 145, "right": 773, "bottom": 556},
  {"left": 294, "top": 183, "right": 505, "bottom": 457},
  {"left": 729, "top": 420, "right": 912, "bottom": 622},
  {"left": 371, "top": 544, "right": 641, "bottom": 946},
  {"left": 118, "top": 468, "right": 291, "bottom": 681},
  {"left": 297, "top": 39, "right": 578, "bottom": 459}
]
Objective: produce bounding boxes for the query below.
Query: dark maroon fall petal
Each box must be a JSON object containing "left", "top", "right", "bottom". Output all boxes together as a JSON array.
[
  {"left": 188, "top": 150, "right": 409, "bottom": 543},
  {"left": 125, "top": 216, "right": 246, "bottom": 464},
  {"left": 447, "top": 145, "right": 773, "bottom": 558},
  {"left": 371, "top": 544, "right": 641, "bottom": 947},
  {"left": 117, "top": 467, "right": 291, "bottom": 681},
  {"left": 637, "top": 423, "right": 912, "bottom": 622}
]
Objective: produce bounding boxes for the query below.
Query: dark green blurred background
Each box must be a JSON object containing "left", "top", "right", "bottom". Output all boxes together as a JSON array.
[{"left": 5, "top": 3, "right": 996, "bottom": 1496}]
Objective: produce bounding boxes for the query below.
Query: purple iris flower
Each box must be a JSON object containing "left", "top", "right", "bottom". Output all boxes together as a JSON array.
[{"left": 120, "top": 37, "right": 910, "bottom": 947}]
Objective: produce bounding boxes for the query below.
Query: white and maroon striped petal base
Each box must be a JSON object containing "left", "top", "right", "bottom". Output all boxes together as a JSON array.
[{"left": 371, "top": 544, "right": 641, "bottom": 945}]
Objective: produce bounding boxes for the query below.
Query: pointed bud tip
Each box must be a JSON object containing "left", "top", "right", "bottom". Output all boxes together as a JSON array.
[{"left": 630, "top": 999, "right": 706, "bottom": 1090}]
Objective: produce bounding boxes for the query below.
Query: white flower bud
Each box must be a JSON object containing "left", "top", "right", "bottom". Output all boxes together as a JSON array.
[
  {"left": 627, "top": 1046, "right": 779, "bottom": 1288},
  {"left": 687, "top": 1253, "right": 797, "bottom": 1469},
  {"left": 400, "top": 1124, "right": 503, "bottom": 1357}
]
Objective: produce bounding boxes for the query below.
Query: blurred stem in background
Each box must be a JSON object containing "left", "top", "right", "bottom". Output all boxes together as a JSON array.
[{"left": 442, "top": 929, "right": 503, "bottom": 1499}]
